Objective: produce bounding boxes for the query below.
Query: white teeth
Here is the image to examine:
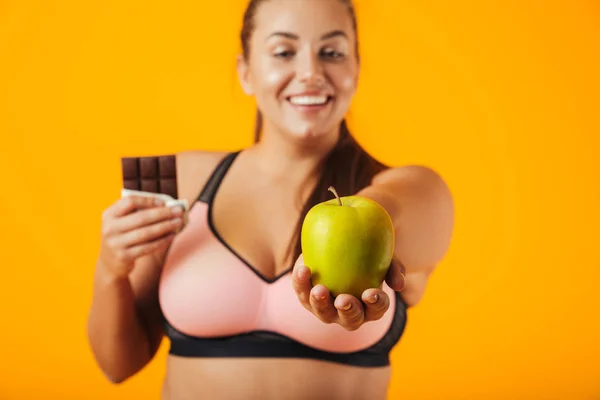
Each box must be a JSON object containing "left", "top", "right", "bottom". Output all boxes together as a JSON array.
[{"left": 289, "top": 95, "right": 328, "bottom": 105}]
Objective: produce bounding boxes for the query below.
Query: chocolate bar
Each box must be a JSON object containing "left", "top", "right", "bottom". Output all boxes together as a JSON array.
[
  {"left": 121, "top": 155, "right": 178, "bottom": 198},
  {"left": 121, "top": 154, "right": 189, "bottom": 228}
]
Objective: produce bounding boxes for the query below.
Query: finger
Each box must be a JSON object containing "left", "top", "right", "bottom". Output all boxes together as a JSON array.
[
  {"left": 112, "top": 205, "right": 183, "bottom": 234},
  {"left": 106, "top": 195, "right": 165, "bottom": 219},
  {"left": 334, "top": 294, "right": 365, "bottom": 331},
  {"left": 309, "top": 285, "right": 337, "bottom": 323},
  {"left": 118, "top": 216, "right": 184, "bottom": 248},
  {"left": 362, "top": 288, "right": 390, "bottom": 322},
  {"left": 123, "top": 231, "right": 176, "bottom": 261},
  {"left": 385, "top": 259, "right": 406, "bottom": 292},
  {"left": 292, "top": 262, "right": 313, "bottom": 310}
]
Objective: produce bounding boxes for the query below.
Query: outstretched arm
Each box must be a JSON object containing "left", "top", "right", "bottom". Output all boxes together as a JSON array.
[
  {"left": 357, "top": 165, "right": 455, "bottom": 307},
  {"left": 292, "top": 164, "right": 455, "bottom": 330}
]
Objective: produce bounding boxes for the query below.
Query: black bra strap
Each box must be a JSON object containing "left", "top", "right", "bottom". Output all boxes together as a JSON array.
[{"left": 197, "top": 151, "right": 241, "bottom": 204}]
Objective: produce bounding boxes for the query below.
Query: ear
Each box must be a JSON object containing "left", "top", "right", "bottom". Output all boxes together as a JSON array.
[{"left": 236, "top": 54, "right": 254, "bottom": 96}]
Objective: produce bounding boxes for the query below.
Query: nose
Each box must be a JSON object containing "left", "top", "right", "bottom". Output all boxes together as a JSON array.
[{"left": 297, "top": 52, "right": 325, "bottom": 86}]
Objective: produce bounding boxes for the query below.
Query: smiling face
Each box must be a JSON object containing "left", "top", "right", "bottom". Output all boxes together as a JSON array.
[{"left": 237, "top": 0, "right": 360, "bottom": 143}]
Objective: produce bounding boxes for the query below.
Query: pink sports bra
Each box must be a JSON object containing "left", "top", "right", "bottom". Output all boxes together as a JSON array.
[{"left": 158, "top": 151, "right": 407, "bottom": 367}]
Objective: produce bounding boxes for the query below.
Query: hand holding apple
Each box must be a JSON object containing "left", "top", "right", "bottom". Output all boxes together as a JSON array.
[
  {"left": 292, "top": 187, "right": 405, "bottom": 331},
  {"left": 301, "top": 186, "right": 395, "bottom": 298}
]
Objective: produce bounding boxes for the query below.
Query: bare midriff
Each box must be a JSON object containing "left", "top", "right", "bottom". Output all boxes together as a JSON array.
[{"left": 161, "top": 356, "right": 392, "bottom": 400}]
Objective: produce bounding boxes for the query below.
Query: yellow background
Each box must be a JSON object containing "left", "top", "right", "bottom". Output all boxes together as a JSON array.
[{"left": 1, "top": 0, "right": 599, "bottom": 399}]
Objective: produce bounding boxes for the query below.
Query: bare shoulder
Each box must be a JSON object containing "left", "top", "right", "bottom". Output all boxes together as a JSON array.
[
  {"left": 175, "top": 150, "right": 231, "bottom": 205},
  {"left": 373, "top": 165, "right": 450, "bottom": 189}
]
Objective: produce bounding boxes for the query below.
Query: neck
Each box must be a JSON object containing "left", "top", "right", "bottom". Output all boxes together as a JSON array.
[{"left": 249, "top": 122, "right": 340, "bottom": 182}]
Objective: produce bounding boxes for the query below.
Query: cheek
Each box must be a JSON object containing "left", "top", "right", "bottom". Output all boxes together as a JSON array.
[
  {"left": 339, "top": 76, "right": 356, "bottom": 93},
  {"left": 331, "top": 67, "right": 358, "bottom": 96},
  {"left": 263, "top": 70, "right": 287, "bottom": 89},
  {"left": 252, "top": 61, "right": 291, "bottom": 98}
]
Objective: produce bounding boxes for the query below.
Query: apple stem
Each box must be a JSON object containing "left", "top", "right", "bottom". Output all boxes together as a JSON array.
[{"left": 328, "top": 186, "right": 343, "bottom": 206}]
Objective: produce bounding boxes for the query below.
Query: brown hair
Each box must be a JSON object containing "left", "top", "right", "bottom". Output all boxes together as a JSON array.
[{"left": 240, "top": 0, "right": 389, "bottom": 265}]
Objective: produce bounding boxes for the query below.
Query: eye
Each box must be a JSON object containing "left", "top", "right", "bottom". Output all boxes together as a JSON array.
[
  {"left": 273, "top": 49, "right": 295, "bottom": 59},
  {"left": 321, "top": 48, "right": 346, "bottom": 60}
]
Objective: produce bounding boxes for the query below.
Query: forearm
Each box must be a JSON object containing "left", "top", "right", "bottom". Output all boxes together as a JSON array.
[
  {"left": 87, "top": 262, "right": 155, "bottom": 383},
  {"left": 357, "top": 184, "right": 428, "bottom": 290}
]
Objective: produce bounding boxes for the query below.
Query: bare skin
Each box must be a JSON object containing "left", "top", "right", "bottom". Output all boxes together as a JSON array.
[{"left": 162, "top": 357, "right": 391, "bottom": 400}]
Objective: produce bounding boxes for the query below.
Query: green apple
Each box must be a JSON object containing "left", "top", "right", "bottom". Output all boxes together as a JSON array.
[{"left": 300, "top": 186, "right": 395, "bottom": 299}]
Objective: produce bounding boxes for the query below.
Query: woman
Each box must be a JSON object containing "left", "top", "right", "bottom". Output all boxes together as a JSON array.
[{"left": 87, "top": 0, "right": 455, "bottom": 399}]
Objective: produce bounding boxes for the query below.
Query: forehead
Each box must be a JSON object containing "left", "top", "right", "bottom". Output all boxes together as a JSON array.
[{"left": 252, "top": 0, "right": 354, "bottom": 38}]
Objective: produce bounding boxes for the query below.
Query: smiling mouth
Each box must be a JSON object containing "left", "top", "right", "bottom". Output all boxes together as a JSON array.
[{"left": 286, "top": 95, "right": 333, "bottom": 107}]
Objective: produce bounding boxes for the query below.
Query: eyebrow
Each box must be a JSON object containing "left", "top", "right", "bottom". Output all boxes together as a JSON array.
[{"left": 266, "top": 30, "right": 348, "bottom": 41}]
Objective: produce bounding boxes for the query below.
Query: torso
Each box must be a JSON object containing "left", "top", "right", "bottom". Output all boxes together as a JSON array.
[{"left": 157, "top": 148, "right": 405, "bottom": 400}]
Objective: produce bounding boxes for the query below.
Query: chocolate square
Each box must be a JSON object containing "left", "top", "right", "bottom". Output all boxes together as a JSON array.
[
  {"left": 123, "top": 179, "right": 140, "bottom": 191},
  {"left": 160, "top": 178, "right": 177, "bottom": 198},
  {"left": 141, "top": 179, "right": 159, "bottom": 193},
  {"left": 159, "top": 155, "right": 176, "bottom": 178},
  {"left": 121, "top": 158, "right": 139, "bottom": 180},
  {"left": 140, "top": 157, "right": 158, "bottom": 179}
]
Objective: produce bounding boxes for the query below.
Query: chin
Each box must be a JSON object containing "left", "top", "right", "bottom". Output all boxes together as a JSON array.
[
  {"left": 292, "top": 123, "right": 325, "bottom": 138},
  {"left": 286, "top": 123, "right": 338, "bottom": 145}
]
